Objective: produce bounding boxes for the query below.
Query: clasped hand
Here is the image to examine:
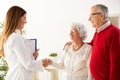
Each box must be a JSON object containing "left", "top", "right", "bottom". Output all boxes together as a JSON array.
[
  {"left": 42, "top": 58, "right": 52, "bottom": 67},
  {"left": 33, "top": 50, "right": 52, "bottom": 67}
]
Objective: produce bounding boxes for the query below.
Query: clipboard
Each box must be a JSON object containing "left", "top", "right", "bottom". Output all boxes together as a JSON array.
[
  {"left": 29, "top": 39, "right": 37, "bottom": 51},
  {"left": 26, "top": 38, "right": 37, "bottom": 59}
]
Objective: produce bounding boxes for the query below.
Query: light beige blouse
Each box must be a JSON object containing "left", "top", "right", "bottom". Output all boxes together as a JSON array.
[{"left": 52, "top": 43, "right": 93, "bottom": 80}]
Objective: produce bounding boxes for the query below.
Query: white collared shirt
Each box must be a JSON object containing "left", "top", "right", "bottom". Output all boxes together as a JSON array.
[{"left": 96, "top": 21, "right": 111, "bottom": 33}]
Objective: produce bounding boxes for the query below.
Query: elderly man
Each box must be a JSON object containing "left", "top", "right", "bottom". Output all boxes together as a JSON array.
[{"left": 89, "top": 4, "right": 120, "bottom": 80}]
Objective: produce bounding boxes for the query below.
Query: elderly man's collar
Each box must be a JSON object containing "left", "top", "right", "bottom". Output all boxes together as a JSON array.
[{"left": 96, "top": 20, "right": 111, "bottom": 33}]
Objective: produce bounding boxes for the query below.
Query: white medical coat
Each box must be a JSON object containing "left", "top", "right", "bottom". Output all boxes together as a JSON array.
[{"left": 4, "top": 29, "right": 44, "bottom": 80}]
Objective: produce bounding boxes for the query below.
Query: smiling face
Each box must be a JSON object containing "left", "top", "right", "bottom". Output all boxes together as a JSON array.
[
  {"left": 70, "top": 26, "right": 81, "bottom": 42},
  {"left": 89, "top": 7, "right": 105, "bottom": 29},
  {"left": 17, "top": 13, "right": 27, "bottom": 29}
]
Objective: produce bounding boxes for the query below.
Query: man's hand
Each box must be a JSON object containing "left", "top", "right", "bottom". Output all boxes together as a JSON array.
[{"left": 63, "top": 41, "right": 72, "bottom": 50}]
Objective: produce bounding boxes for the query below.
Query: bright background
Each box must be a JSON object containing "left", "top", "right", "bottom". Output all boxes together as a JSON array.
[{"left": 0, "top": 0, "right": 120, "bottom": 59}]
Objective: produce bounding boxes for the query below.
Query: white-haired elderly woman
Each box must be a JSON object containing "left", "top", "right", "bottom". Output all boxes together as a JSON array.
[{"left": 48, "top": 22, "right": 93, "bottom": 80}]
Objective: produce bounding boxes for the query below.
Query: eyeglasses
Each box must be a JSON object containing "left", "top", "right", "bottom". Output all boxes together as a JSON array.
[{"left": 89, "top": 12, "right": 101, "bottom": 17}]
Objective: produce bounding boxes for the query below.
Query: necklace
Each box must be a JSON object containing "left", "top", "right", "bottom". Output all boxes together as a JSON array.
[{"left": 73, "top": 42, "right": 84, "bottom": 51}]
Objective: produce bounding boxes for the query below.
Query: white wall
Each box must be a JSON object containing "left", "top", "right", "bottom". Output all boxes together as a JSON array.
[{"left": 0, "top": 0, "right": 120, "bottom": 59}]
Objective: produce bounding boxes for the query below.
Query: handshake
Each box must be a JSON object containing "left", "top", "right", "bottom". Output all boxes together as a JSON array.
[
  {"left": 33, "top": 50, "right": 52, "bottom": 67},
  {"left": 42, "top": 58, "right": 52, "bottom": 67}
]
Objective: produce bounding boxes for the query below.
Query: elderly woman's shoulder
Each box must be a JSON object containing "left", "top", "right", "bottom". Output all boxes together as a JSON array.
[
  {"left": 64, "top": 44, "right": 72, "bottom": 51},
  {"left": 84, "top": 43, "right": 92, "bottom": 48}
]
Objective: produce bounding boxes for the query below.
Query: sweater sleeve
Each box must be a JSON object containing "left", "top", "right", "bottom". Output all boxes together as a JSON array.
[
  {"left": 51, "top": 51, "right": 67, "bottom": 70},
  {"left": 51, "top": 45, "right": 69, "bottom": 69},
  {"left": 109, "top": 31, "right": 120, "bottom": 80}
]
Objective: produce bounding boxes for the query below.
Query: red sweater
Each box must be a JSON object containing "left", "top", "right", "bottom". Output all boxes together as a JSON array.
[{"left": 89, "top": 24, "right": 120, "bottom": 80}]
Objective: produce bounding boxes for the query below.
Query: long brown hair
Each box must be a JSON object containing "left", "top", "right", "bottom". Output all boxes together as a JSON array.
[{"left": 0, "top": 6, "right": 26, "bottom": 57}]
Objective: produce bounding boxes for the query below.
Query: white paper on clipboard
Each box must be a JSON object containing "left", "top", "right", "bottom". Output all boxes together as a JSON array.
[{"left": 26, "top": 38, "right": 37, "bottom": 56}]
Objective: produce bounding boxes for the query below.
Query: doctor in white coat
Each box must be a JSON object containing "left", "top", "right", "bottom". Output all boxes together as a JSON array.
[{"left": 0, "top": 6, "right": 48, "bottom": 80}]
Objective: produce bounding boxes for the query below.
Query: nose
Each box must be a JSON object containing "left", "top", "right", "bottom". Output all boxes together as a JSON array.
[
  {"left": 70, "top": 31, "right": 73, "bottom": 36},
  {"left": 25, "top": 20, "right": 27, "bottom": 23},
  {"left": 88, "top": 16, "right": 91, "bottom": 21}
]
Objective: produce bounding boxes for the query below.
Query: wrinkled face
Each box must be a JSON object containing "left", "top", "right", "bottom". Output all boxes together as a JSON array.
[
  {"left": 89, "top": 7, "right": 104, "bottom": 29},
  {"left": 17, "top": 13, "right": 27, "bottom": 29},
  {"left": 70, "top": 26, "right": 80, "bottom": 42}
]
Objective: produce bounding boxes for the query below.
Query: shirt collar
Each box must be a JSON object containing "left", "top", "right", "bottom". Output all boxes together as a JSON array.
[
  {"left": 14, "top": 29, "right": 21, "bottom": 34},
  {"left": 96, "top": 20, "right": 111, "bottom": 33}
]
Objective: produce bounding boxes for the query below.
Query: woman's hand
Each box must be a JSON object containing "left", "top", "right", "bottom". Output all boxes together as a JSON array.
[
  {"left": 42, "top": 58, "right": 52, "bottom": 67},
  {"left": 33, "top": 49, "right": 39, "bottom": 59}
]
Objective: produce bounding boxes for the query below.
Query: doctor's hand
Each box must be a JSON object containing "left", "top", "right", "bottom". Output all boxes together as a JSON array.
[{"left": 33, "top": 49, "right": 39, "bottom": 59}]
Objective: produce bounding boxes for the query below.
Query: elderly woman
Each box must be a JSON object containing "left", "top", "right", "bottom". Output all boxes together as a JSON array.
[{"left": 49, "top": 22, "right": 92, "bottom": 80}]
